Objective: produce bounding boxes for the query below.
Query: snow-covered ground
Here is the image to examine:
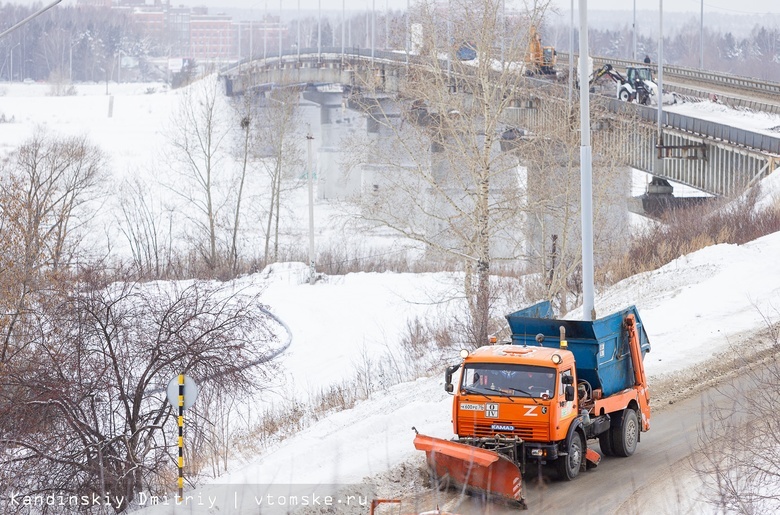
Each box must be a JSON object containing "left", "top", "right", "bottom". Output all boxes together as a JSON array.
[
  {"left": 2, "top": 80, "right": 779, "bottom": 514},
  {"left": 666, "top": 99, "right": 780, "bottom": 138}
]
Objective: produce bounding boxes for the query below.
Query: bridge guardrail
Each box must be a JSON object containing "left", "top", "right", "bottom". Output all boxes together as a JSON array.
[
  {"left": 227, "top": 49, "right": 780, "bottom": 155},
  {"left": 558, "top": 52, "right": 780, "bottom": 97}
]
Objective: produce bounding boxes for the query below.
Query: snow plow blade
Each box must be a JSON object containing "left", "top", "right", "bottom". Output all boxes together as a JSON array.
[{"left": 413, "top": 434, "right": 525, "bottom": 507}]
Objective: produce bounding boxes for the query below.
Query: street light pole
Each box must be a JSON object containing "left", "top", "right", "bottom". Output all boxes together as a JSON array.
[
  {"left": 568, "top": 0, "right": 573, "bottom": 112},
  {"left": 633, "top": 0, "right": 637, "bottom": 61},
  {"left": 279, "top": 0, "right": 283, "bottom": 60},
  {"left": 318, "top": 0, "right": 322, "bottom": 62},
  {"left": 306, "top": 127, "right": 316, "bottom": 285},
  {"left": 700, "top": 0, "right": 704, "bottom": 68},
  {"left": 658, "top": 0, "right": 664, "bottom": 151},
  {"left": 578, "top": 0, "right": 595, "bottom": 321}
]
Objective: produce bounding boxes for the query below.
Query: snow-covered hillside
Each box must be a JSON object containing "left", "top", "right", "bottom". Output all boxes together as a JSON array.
[{"left": 2, "top": 80, "right": 779, "bottom": 514}]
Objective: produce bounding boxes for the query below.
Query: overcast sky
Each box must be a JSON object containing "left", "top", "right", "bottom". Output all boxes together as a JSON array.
[{"left": 9, "top": 0, "right": 777, "bottom": 15}]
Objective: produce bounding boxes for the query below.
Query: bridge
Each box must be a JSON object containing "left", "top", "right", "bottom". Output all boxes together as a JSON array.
[{"left": 221, "top": 47, "right": 780, "bottom": 210}]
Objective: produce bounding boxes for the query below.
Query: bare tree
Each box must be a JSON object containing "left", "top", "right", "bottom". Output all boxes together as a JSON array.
[
  {"left": 345, "top": 0, "right": 559, "bottom": 343},
  {"left": 0, "top": 272, "right": 278, "bottom": 513},
  {"left": 0, "top": 131, "right": 105, "bottom": 364},
  {"left": 344, "top": 0, "right": 634, "bottom": 330},
  {"left": 116, "top": 176, "right": 175, "bottom": 279},
  {"left": 253, "top": 89, "right": 304, "bottom": 265},
  {"left": 696, "top": 324, "right": 780, "bottom": 514},
  {"left": 168, "top": 76, "right": 232, "bottom": 275}
]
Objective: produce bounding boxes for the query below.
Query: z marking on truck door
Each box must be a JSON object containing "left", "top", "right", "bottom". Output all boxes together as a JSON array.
[{"left": 524, "top": 405, "right": 538, "bottom": 417}]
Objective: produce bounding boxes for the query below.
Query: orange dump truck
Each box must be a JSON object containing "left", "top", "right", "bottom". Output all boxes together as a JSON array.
[{"left": 414, "top": 301, "right": 651, "bottom": 508}]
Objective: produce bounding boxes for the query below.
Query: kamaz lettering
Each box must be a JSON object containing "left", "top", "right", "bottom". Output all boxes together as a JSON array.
[{"left": 491, "top": 424, "right": 515, "bottom": 431}]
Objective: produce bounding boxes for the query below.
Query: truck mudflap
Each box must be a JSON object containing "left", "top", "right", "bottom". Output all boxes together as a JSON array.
[{"left": 413, "top": 433, "right": 526, "bottom": 508}]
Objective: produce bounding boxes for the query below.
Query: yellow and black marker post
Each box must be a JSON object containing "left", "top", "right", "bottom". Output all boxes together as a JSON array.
[
  {"left": 166, "top": 374, "right": 198, "bottom": 503},
  {"left": 177, "top": 374, "right": 185, "bottom": 501}
]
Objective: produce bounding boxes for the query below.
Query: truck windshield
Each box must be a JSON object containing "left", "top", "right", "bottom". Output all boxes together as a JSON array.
[{"left": 461, "top": 363, "right": 556, "bottom": 399}]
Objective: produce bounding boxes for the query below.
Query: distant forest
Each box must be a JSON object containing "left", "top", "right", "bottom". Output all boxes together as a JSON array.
[
  {"left": 1, "top": 2, "right": 778, "bottom": 83},
  {"left": 550, "top": 17, "right": 780, "bottom": 81}
]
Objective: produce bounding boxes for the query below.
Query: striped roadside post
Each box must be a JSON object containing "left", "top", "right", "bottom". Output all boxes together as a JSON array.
[
  {"left": 166, "top": 374, "right": 199, "bottom": 502},
  {"left": 177, "top": 374, "right": 184, "bottom": 500}
]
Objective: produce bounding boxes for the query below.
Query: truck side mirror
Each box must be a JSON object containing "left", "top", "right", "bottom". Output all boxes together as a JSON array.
[
  {"left": 565, "top": 385, "right": 575, "bottom": 402},
  {"left": 444, "top": 364, "right": 461, "bottom": 394},
  {"left": 561, "top": 375, "right": 574, "bottom": 385}
]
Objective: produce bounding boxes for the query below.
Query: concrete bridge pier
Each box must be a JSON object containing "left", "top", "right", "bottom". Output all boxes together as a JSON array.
[{"left": 303, "top": 90, "right": 362, "bottom": 199}]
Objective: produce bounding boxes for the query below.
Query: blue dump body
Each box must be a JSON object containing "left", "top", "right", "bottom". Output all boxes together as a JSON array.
[{"left": 505, "top": 301, "right": 651, "bottom": 397}]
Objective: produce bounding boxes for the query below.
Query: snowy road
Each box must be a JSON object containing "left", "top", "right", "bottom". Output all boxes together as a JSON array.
[{"left": 403, "top": 362, "right": 765, "bottom": 514}]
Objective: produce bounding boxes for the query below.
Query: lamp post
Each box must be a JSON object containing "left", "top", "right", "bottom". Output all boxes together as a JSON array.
[
  {"left": 405, "top": 0, "right": 410, "bottom": 64},
  {"left": 306, "top": 126, "right": 316, "bottom": 285},
  {"left": 578, "top": 0, "right": 594, "bottom": 321},
  {"left": 633, "top": 0, "right": 637, "bottom": 61},
  {"left": 8, "top": 42, "right": 21, "bottom": 82},
  {"left": 700, "top": 0, "right": 704, "bottom": 68},
  {"left": 318, "top": 0, "right": 322, "bottom": 63},
  {"left": 657, "top": 0, "right": 665, "bottom": 175},
  {"left": 568, "top": 0, "right": 573, "bottom": 112},
  {"left": 279, "top": 0, "right": 283, "bottom": 60}
]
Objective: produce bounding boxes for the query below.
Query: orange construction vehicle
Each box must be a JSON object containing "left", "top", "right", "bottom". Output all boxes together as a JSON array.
[
  {"left": 414, "top": 302, "right": 651, "bottom": 508},
  {"left": 525, "top": 25, "right": 557, "bottom": 75}
]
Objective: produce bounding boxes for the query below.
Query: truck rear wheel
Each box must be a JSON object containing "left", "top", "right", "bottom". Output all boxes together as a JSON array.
[
  {"left": 557, "top": 432, "right": 584, "bottom": 481},
  {"left": 611, "top": 408, "right": 639, "bottom": 457}
]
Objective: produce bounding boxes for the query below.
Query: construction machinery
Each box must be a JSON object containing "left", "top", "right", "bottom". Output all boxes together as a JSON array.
[
  {"left": 589, "top": 63, "right": 675, "bottom": 105},
  {"left": 525, "top": 26, "right": 557, "bottom": 75},
  {"left": 413, "top": 301, "right": 651, "bottom": 507}
]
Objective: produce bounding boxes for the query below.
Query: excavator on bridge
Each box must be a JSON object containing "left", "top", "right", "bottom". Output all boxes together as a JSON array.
[
  {"left": 525, "top": 25, "right": 557, "bottom": 76},
  {"left": 589, "top": 63, "right": 675, "bottom": 105}
]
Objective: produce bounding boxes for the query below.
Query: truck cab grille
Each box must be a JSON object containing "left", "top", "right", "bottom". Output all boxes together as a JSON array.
[{"left": 459, "top": 419, "right": 545, "bottom": 440}]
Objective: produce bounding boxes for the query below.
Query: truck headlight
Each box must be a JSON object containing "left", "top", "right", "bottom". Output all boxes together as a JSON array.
[{"left": 530, "top": 449, "right": 544, "bottom": 457}]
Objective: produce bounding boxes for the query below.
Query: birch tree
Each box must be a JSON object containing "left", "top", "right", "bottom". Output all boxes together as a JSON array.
[
  {"left": 346, "top": 0, "right": 632, "bottom": 339},
  {"left": 168, "top": 76, "right": 231, "bottom": 275}
]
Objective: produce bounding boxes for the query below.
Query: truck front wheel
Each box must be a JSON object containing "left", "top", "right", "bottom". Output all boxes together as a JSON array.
[
  {"left": 612, "top": 408, "right": 639, "bottom": 457},
  {"left": 557, "top": 432, "right": 584, "bottom": 481}
]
